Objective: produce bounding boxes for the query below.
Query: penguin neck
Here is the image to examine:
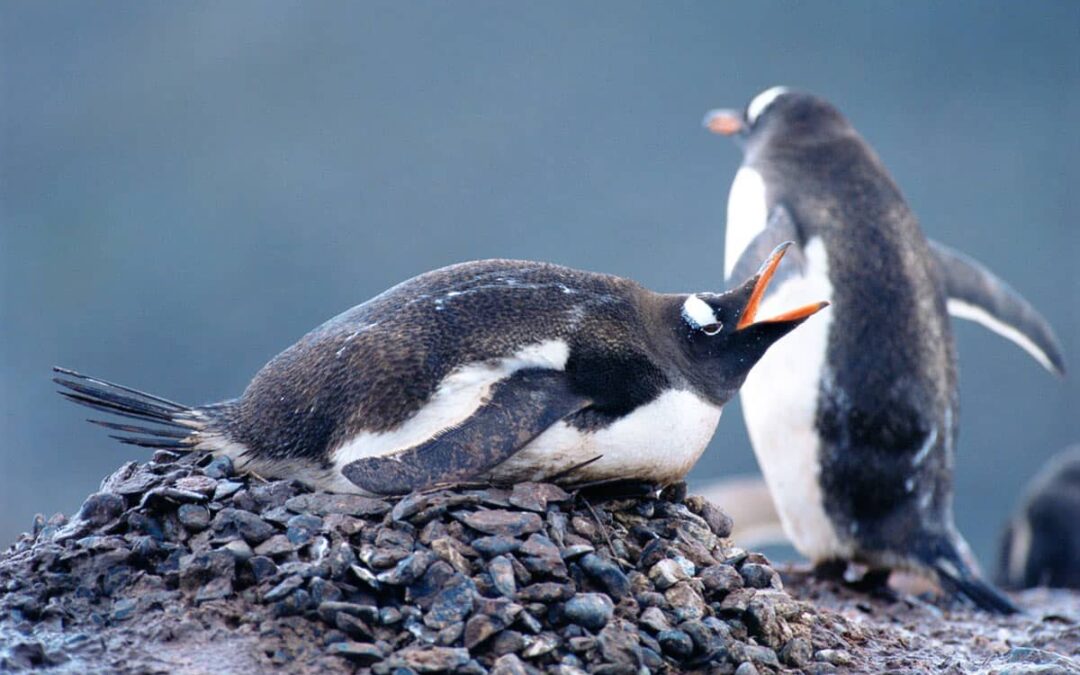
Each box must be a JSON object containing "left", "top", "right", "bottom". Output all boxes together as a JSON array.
[{"left": 637, "top": 292, "right": 735, "bottom": 406}]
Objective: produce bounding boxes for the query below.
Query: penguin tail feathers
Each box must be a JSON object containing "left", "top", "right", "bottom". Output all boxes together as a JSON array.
[
  {"left": 53, "top": 367, "right": 206, "bottom": 451},
  {"left": 918, "top": 531, "right": 1019, "bottom": 615}
]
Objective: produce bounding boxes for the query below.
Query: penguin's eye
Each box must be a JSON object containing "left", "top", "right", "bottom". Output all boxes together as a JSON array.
[{"left": 702, "top": 322, "right": 722, "bottom": 336}]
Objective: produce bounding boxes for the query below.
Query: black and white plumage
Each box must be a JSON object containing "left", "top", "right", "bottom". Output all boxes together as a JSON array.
[
  {"left": 704, "top": 86, "right": 1066, "bottom": 614},
  {"left": 998, "top": 445, "right": 1080, "bottom": 590},
  {"left": 57, "top": 251, "right": 825, "bottom": 497}
]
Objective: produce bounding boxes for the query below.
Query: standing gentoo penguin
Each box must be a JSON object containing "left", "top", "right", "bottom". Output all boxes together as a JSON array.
[
  {"left": 56, "top": 248, "right": 827, "bottom": 496},
  {"left": 704, "top": 87, "right": 1066, "bottom": 614},
  {"left": 998, "top": 445, "right": 1080, "bottom": 590}
]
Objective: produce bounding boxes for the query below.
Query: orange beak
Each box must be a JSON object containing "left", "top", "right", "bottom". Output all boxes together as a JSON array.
[
  {"left": 736, "top": 242, "right": 830, "bottom": 330},
  {"left": 703, "top": 109, "right": 745, "bottom": 136}
]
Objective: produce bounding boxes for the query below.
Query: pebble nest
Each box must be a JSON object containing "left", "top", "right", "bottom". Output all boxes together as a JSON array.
[{"left": 0, "top": 451, "right": 865, "bottom": 674}]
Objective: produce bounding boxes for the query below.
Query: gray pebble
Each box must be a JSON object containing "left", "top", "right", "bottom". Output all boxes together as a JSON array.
[
  {"left": 657, "top": 629, "right": 693, "bottom": 659},
  {"left": 211, "top": 508, "right": 276, "bottom": 545},
  {"left": 563, "top": 593, "right": 614, "bottom": 631}
]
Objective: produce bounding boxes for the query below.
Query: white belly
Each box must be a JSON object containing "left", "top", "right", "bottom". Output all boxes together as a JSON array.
[
  {"left": 736, "top": 239, "right": 853, "bottom": 561},
  {"left": 488, "top": 389, "right": 723, "bottom": 485}
]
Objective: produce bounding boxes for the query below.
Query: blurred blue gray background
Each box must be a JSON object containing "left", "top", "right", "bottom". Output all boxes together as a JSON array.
[{"left": 2, "top": 2, "right": 1077, "bottom": 570}]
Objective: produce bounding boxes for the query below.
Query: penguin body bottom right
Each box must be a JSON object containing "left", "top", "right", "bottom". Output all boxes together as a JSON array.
[{"left": 704, "top": 87, "right": 1066, "bottom": 613}]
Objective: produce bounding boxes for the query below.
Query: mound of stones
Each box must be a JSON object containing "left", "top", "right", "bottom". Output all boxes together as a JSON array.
[{"left": 0, "top": 451, "right": 863, "bottom": 673}]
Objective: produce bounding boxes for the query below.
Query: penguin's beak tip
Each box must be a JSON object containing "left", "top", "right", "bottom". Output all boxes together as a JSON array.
[
  {"left": 704, "top": 109, "right": 744, "bottom": 136},
  {"left": 736, "top": 242, "right": 829, "bottom": 329}
]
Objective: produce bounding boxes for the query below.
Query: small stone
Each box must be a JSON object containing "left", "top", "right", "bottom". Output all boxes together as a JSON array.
[
  {"left": 517, "top": 582, "right": 574, "bottom": 602},
  {"left": 508, "top": 482, "right": 570, "bottom": 512},
  {"left": 253, "top": 534, "right": 294, "bottom": 558},
  {"left": 664, "top": 582, "right": 706, "bottom": 621},
  {"left": 700, "top": 564, "right": 744, "bottom": 594},
  {"left": 430, "top": 537, "right": 472, "bottom": 575},
  {"left": 177, "top": 504, "right": 211, "bottom": 532},
  {"left": 328, "top": 641, "right": 382, "bottom": 664},
  {"left": 740, "top": 563, "right": 782, "bottom": 590},
  {"left": 396, "top": 646, "right": 470, "bottom": 673},
  {"left": 563, "top": 593, "right": 614, "bottom": 631},
  {"left": 285, "top": 493, "right": 391, "bottom": 517},
  {"left": 489, "top": 556, "right": 517, "bottom": 597},
  {"left": 179, "top": 550, "right": 235, "bottom": 592},
  {"left": 579, "top": 553, "right": 630, "bottom": 599},
  {"left": 638, "top": 606, "right": 671, "bottom": 633},
  {"left": 719, "top": 588, "right": 755, "bottom": 614},
  {"left": 521, "top": 533, "right": 560, "bottom": 559},
  {"left": 463, "top": 613, "right": 506, "bottom": 649},
  {"left": 491, "top": 653, "right": 529, "bottom": 675},
  {"left": 684, "top": 495, "right": 733, "bottom": 538},
  {"left": 597, "top": 620, "right": 643, "bottom": 668},
  {"left": 815, "top": 649, "right": 854, "bottom": 666},
  {"left": 110, "top": 597, "right": 137, "bottom": 622},
  {"left": 285, "top": 513, "right": 323, "bottom": 546},
  {"left": 263, "top": 574, "right": 304, "bottom": 602},
  {"left": 472, "top": 535, "right": 523, "bottom": 557},
  {"left": 657, "top": 629, "right": 693, "bottom": 659},
  {"left": 336, "top": 612, "right": 375, "bottom": 640},
  {"left": 424, "top": 574, "right": 475, "bottom": 629},
  {"left": 734, "top": 662, "right": 760, "bottom": 675},
  {"left": 175, "top": 475, "right": 217, "bottom": 496},
  {"left": 491, "top": 630, "right": 527, "bottom": 656},
  {"left": 458, "top": 509, "right": 543, "bottom": 537},
  {"left": 378, "top": 551, "right": 434, "bottom": 586},
  {"left": 78, "top": 492, "right": 125, "bottom": 528},
  {"left": 204, "top": 455, "right": 235, "bottom": 479},
  {"left": 649, "top": 559, "right": 689, "bottom": 590},
  {"left": 318, "top": 601, "right": 380, "bottom": 624},
  {"left": 743, "top": 644, "right": 780, "bottom": 668},
  {"left": 780, "top": 637, "right": 813, "bottom": 668},
  {"left": 308, "top": 577, "right": 341, "bottom": 605},
  {"left": 407, "top": 560, "right": 456, "bottom": 608},
  {"left": 221, "top": 539, "right": 253, "bottom": 562},
  {"left": 560, "top": 544, "right": 595, "bottom": 559},
  {"left": 211, "top": 508, "right": 276, "bottom": 545},
  {"left": 522, "top": 633, "right": 559, "bottom": 658}
]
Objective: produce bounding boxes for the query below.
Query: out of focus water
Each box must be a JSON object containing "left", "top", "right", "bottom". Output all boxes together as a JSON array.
[{"left": 2, "top": 2, "right": 1077, "bottom": 571}]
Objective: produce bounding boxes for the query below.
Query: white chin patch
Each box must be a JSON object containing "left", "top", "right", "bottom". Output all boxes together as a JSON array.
[
  {"left": 746, "top": 86, "right": 789, "bottom": 125},
  {"left": 682, "top": 295, "right": 716, "bottom": 328}
]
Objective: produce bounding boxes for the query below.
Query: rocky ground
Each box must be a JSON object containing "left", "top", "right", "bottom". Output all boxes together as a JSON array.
[{"left": 0, "top": 451, "right": 1077, "bottom": 674}]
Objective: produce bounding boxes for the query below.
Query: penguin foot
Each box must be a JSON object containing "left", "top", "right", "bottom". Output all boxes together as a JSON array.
[{"left": 812, "top": 561, "right": 900, "bottom": 603}]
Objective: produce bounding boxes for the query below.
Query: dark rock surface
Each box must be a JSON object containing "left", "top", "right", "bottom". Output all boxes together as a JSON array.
[{"left": 1, "top": 450, "right": 1077, "bottom": 673}]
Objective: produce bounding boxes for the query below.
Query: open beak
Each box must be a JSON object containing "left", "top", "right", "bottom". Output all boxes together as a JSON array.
[
  {"left": 703, "top": 108, "right": 745, "bottom": 136},
  {"left": 736, "top": 242, "right": 829, "bottom": 330}
]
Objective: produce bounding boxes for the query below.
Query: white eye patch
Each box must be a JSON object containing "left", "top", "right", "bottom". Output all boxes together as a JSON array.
[
  {"left": 682, "top": 295, "right": 717, "bottom": 329},
  {"left": 746, "top": 85, "right": 789, "bottom": 125}
]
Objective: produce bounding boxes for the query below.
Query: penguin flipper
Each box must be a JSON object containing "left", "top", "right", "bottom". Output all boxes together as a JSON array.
[
  {"left": 727, "top": 204, "right": 806, "bottom": 284},
  {"left": 931, "top": 240, "right": 1066, "bottom": 375},
  {"left": 341, "top": 369, "right": 591, "bottom": 495}
]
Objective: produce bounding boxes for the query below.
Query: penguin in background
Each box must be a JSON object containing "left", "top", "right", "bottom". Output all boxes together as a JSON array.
[
  {"left": 998, "top": 445, "right": 1080, "bottom": 590},
  {"left": 56, "top": 248, "right": 827, "bottom": 497},
  {"left": 704, "top": 87, "right": 1066, "bottom": 614}
]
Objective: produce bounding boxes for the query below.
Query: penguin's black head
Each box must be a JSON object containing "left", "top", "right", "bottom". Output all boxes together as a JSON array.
[
  {"left": 702, "top": 86, "right": 850, "bottom": 151},
  {"left": 678, "top": 242, "right": 828, "bottom": 404}
]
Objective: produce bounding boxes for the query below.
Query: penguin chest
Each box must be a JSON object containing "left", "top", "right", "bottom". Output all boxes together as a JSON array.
[
  {"left": 736, "top": 238, "right": 854, "bottom": 561},
  {"left": 488, "top": 390, "right": 723, "bottom": 485}
]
